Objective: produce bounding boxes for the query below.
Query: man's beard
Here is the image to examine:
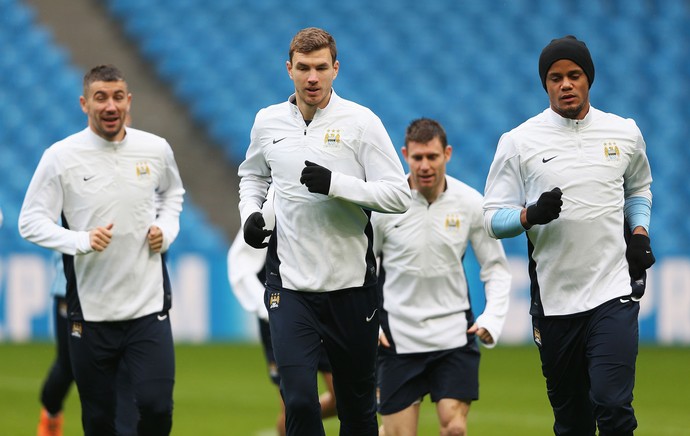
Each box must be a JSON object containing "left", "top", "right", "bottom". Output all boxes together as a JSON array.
[{"left": 558, "top": 102, "right": 585, "bottom": 120}]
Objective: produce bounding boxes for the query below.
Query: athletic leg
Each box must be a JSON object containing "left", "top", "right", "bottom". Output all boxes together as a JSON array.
[
  {"left": 376, "top": 349, "right": 426, "bottom": 436},
  {"left": 436, "top": 399, "right": 470, "bottom": 436},
  {"left": 267, "top": 289, "right": 325, "bottom": 436},
  {"left": 319, "top": 370, "right": 337, "bottom": 419},
  {"left": 40, "top": 297, "right": 74, "bottom": 414},
  {"left": 114, "top": 359, "right": 139, "bottom": 436},
  {"left": 258, "top": 317, "right": 286, "bottom": 435},
  {"left": 429, "top": 345, "right": 479, "bottom": 436},
  {"left": 533, "top": 316, "right": 596, "bottom": 436},
  {"left": 322, "top": 286, "right": 379, "bottom": 436},
  {"left": 381, "top": 403, "right": 420, "bottom": 436},
  {"left": 68, "top": 320, "right": 119, "bottom": 436},
  {"left": 587, "top": 299, "right": 639, "bottom": 436},
  {"left": 38, "top": 297, "right": 73, "bottom": 435},
  {"left": 124, "top": 313, "right": 175, "bottom": 436}
]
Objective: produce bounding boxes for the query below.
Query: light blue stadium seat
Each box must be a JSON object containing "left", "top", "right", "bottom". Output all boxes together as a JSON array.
[
  {"left": 81, "top": 0, "right": 690, "bottom": 257},
  {"left": 0, "top": 0, "right": 229, "bottom": 256}
]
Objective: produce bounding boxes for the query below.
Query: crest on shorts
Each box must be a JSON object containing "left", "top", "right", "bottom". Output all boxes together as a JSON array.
[
  {"left": 268, "top": 362, "right": 279, "bottom": 379},
  {"left": 445, "top": 213, "right": 461, "bottom": 231},
  {"left": 269, "top": 292, "right": 280, "bottom": 310},
  {"left": 533, "top": 326, "right": 542, "bottom": 348},
  {"left": 71, "top": 322, "right": 82, "bottom": 339},
  {"left": 603, "top": 141, "right": 620, "bottom": 162}
]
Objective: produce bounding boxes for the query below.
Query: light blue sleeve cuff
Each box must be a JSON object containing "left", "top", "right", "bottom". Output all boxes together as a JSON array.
[
  {"left": 624, "top": 196, "right": 651, "bottom": 232},
  {"left": 491, "top": 208, "right": 525, "bottom": 238}
]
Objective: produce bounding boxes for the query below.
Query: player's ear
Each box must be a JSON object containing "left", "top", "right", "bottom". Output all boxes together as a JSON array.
[
  {"left": 332, "top": 60, "right": 339, "bottom": 79},
  {"left": 79, "top": 95, "right": 88, "bottom": 114},
  {"left": 286, "top": 61, "right": 293, "bottom": 80}
]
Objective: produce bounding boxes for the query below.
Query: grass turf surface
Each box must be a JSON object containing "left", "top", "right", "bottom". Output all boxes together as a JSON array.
[{"left": 0, "top": 343, "right": 687, "bottom": 435}]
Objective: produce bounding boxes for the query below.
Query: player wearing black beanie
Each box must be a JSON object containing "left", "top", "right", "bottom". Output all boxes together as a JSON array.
[
  {"left": 538, "top": 35, "right": 595, "bottom": 90},
  {"left": 485, "top": 34, "right": 655, "bottom": 436}
]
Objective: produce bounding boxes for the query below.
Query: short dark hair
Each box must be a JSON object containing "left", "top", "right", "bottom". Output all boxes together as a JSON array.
[
  {"left": 405, "top": 118, "right": 448, "bottom": 148},
  {"left": 83, "top": 64, "right": 126, "bottom": 96},
  {"left": 289, "top": 27, "right": 337, "bottom": 63}
]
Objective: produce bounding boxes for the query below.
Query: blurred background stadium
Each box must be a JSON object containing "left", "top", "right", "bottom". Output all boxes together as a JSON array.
[{"left": 1, "top": 0, "right": 689, "bottom": 345}]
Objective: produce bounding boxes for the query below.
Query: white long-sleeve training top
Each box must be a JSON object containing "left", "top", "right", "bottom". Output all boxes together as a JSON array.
[
  {"left": 372, "top": 176, "right": 512, "bottom": 353},
  {"left": 238, "top": 90, "right": 411, "bottom": 292},
  {"left": 483, "top": 107, "right": 652, "bottom": 317},
  {"left": 19, "top": 127, "right": 185, "bottom": 321}
]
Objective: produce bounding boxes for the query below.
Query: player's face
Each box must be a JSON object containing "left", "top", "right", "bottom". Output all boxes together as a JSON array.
[
  {"left": 80, "top": 80, "right": 131, "bottom": 141},
  {"left": 287, "top": 48, "right": 339, "bottom": 115},
  {"left": 403, "top": 137, "right": 452, "bottom": 203},
  {"left": 545, "top": 59, "right": 590, "bottom": 120}
]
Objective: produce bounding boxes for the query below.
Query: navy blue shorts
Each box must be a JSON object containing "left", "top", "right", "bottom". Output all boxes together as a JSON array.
[
  {"left": 532, "top": 297, "right": 639, "bottom": 436},
  {"left": 258, "top": 317, "right": 331, "bottom": 386},
  {"left": 376, "top": 342, "right": 480, "bottom": 415}
]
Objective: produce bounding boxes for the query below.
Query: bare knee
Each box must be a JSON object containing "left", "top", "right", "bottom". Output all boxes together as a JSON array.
[
  {"left": 440, "top": 420, "right": 467, "bottom": 436},
  {"left": 437, "top": 399, "right": 470, "bottom": 436}
]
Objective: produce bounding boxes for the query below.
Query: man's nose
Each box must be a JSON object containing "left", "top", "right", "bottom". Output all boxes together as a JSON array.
[{"left": 308, "top": 69, "right": 319, "bottom": 82}]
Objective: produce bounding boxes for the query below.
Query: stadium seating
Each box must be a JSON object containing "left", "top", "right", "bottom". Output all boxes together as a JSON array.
[
  {"left": 0, "top": 0, "right": 225, "bottom": 255},
  {"left": 99, "top": 0, "right": 689, "bottom": 257},
  {"left": 2, "top": 0, "right": 689, "bottom": 259}
]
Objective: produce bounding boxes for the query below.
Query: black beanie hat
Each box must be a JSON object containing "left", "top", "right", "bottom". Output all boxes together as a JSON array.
[{"left": 538, "top": 35, "right": 594, "bottom": 91}]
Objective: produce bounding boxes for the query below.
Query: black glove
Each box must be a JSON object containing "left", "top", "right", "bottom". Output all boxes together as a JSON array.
[
  {"left": 626, "top": 233, "right": 655, "bottom": 281},
  {"left": 300, "top": 160, "right": 331, "bottom": 195},
  {"left": 526, "top": 187, "right": 563, "bottom": 226},
  {"left": 243, "top": 212, "right": 272, "bottom": 249}
]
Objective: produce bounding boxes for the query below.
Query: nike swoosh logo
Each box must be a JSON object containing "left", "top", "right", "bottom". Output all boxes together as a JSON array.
[
  {"left": 83, "top": 175, "right": 96, "bottom": 181},
  {"left": 365, "top": 309, "right": 378, "bottom": 322},
  {"left": 542, "top": 155, "right": 558, "bottom": 163},
  {"left": 272, "top": 137, "right": 287, "bottom": 144},
  {"left": 619, "top": 298, "right": 630, "bottom": 304},
  {"left": 157, "top": 314, "right": 168, "bottom": 321}
]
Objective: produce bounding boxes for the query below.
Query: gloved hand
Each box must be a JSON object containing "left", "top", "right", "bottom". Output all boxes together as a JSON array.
[
  {"left": 300, "top": 160, "right": 331, "bottom": 195},
  {"left": 526, "top": 187, "right": 563, "bottom": 226},
  {"left": 626, "top": 233, "right": 655, "bottom": 281},
  {"left": 243, "top": 212, "right": 272, "bottom": 249}
]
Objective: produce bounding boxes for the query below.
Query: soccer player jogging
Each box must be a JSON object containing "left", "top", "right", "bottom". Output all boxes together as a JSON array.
[
  {"left": 483, "top": 36, "right": 655, "bottom": 435},
  {"left": 238, "top": 27, "right": 411, "bottom": 435},
  {"left": 227, "top": 185, "right": 337, "bottom": 436},
  {"left": 372, "top": 118, "right": 511, "bottom": 436},
  {"left": 19, "top": 64, "right": 185, "bottom": 436},
  {"left": 36, "top": 116, "right": 141, "bottom": 436}
]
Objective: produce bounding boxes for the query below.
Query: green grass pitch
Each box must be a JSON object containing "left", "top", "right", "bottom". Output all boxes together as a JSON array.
[{"left": 0, "top": 343, "right": 688, "bottom": 435}]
